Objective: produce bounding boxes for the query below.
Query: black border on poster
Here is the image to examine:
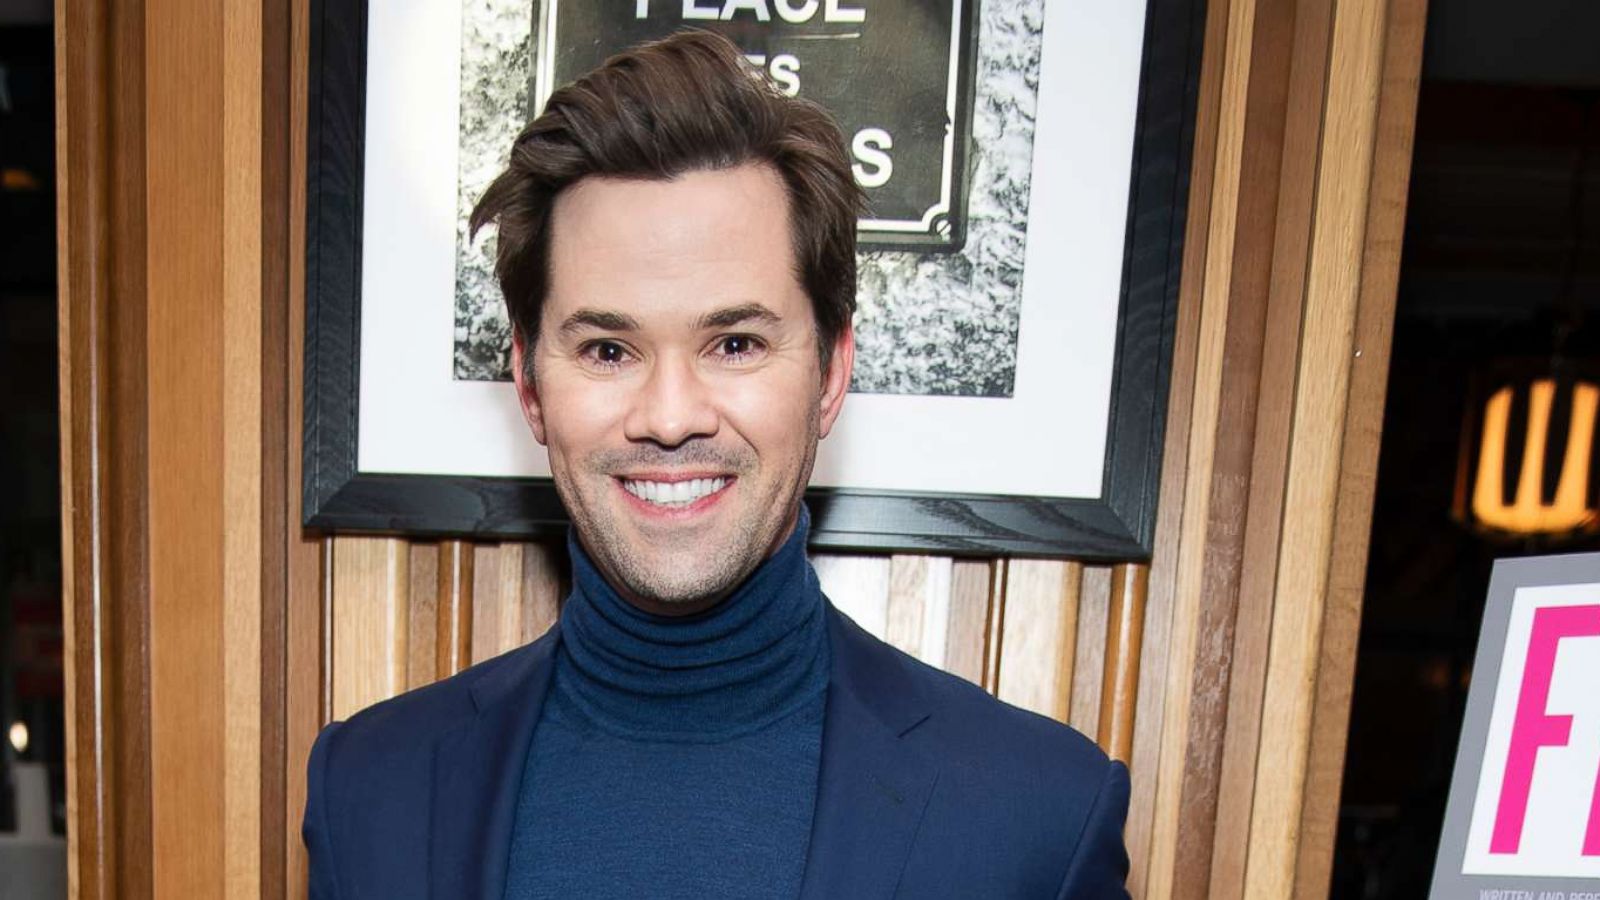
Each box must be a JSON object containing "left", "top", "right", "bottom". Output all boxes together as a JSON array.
[{"left": 303, "top": 0, "right": 1206, "bottom": 560}]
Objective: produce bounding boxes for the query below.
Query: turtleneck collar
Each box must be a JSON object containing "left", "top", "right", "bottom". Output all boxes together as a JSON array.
[{"left": 552, "top": 505, "right": 830, "bottom": 742}]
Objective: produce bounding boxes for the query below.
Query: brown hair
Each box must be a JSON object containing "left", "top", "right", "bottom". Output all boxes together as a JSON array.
[{"left": 469, "top": 29, "right": 862, "bottom": 370}]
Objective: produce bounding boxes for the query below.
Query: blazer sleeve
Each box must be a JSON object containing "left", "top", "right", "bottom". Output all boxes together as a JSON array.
[
  {"left": 303, "top": 720, "right": 344, "bottom": 900},
  {"left": 1055, "top": 760, "right": 1132, "bottom": 900}
]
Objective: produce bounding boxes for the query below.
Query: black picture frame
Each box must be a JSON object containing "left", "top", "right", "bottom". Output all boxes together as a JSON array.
[{"left": 303, "top": 0, "right": 1205, "bottom": 560}]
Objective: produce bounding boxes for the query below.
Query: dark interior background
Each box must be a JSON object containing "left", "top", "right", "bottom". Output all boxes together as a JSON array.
[
  {"left": 1330, "top": 1, "right": 1600, "bottom": 896},
  {"left": 0, "top": 0, "right": 65, "bottom": 870}
]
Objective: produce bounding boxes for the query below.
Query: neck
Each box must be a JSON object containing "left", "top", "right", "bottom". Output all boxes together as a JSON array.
[{"left": 554, "top": 504, "right": 829, "bottom": 741}]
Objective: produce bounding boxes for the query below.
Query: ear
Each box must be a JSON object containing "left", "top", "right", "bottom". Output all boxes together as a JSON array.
[
  {"left": 817, "top": 323, "right": 854, "bottom": 440},
  {"left": 510, "top": 329, "right": 548, "bottom": 446}
]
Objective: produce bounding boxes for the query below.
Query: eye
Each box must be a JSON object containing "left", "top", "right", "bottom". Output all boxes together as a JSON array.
[
  {"left": 578, "top": 339, "right": 633, "bottom": 370},
  {"left": 712, "top": 334, "right": 766, "bottom": 363}
]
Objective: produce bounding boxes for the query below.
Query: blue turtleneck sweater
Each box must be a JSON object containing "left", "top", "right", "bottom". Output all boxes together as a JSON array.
[{"left": 502, "top": 508, "right": 830, "bottom": 900}]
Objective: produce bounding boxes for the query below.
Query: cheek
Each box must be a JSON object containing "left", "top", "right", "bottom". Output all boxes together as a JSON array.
[
  {"left": 721, "top": 372, "right": 821, "bottom": 457},
  {"left": 537, "top": 375, "right": 627, "bottom": 456}
]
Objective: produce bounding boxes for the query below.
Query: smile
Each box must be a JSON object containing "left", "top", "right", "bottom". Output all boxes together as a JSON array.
[{"left": 620, "top": 477, "right": 731, "bottom": 507}]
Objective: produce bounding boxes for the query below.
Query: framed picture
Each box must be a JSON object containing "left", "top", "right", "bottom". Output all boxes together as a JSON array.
[{"left": 303, "top": 0, "right": 1204, "bottom": 558}]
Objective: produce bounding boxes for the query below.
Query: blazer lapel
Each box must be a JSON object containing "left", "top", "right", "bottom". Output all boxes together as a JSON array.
[
  {"left": 430, "top": 626, "right": 561, "bottom": 900},
  {"left": 798, "top": 608, "right": 939, "bottom": 900}
]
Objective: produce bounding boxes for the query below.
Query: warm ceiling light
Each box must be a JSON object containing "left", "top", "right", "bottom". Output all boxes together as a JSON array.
[
  {"left": 1464, "top": 377, "right": 1599, "bottom": 537},
  {"left": 8, "top": 720, "right": 27, "bottom": 755}
]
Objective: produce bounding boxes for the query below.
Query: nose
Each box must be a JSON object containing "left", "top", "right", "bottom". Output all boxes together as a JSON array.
[{"left": 622, "top": 352, "right": 719, "bottom": 448}]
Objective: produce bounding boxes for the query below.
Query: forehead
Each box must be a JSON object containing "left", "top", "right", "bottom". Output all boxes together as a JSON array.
[{"left": 543, "top": 164, "right": 806, "bottom": 324}]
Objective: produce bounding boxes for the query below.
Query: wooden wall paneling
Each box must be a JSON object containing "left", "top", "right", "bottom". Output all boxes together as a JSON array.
[
  {"left": 258, "top": 0, "right": 296, "bottom": 890},
  {"left": 472, "top": 543, "right": 525, "bottom": 663},
  {"left": 519, "top": 540, "right": 566, "bottom": 644},
  {"left": 329, "top": 538, "right": 410, "bottom": 719},
  {"left": 942, "top": 559, "right": 996, "bottom": 687},
  {"left": 1097, "top": 564, "right": 1148, "bottom": 764},
  {"left": 1291, "top": 0, "right": 1425, "bottom": 894},
  {"left": 1207, "top": 0, "right": 1339, "bottom": 894},
  {"left": 1142, "top": 0, "right": 1260, "bottom": 890},
  {"left": 1121, "top": 0, "right": 1230, "bottom": 887},
  {"left": 56, "top": 0, "right": 154, "bottom": 894},
  {"left": 1069, "top": 565, "right": 1111, "bottom": 737},
  {"left": 407, "top": 543, "right": 441, "bottom": 688},
  {"left": 995, "top": 561, "right": 1082, "bottom": 725},
  {"left": 223, "top": 0, "right": 268, "bottom": 891},
  {"left": 436, "top": 540, "right": 476, "bottom": 678},
  {"left": 884, "top": 555, "right": 931, "bottom": 659},
  {"left": 1240, "top": 0, "right": 1390, "bottom": 895},
  {"left": 282, "top": 0, "right": 325, "bottom": 892},
  {"left": 145, "top": 0, "right": 231, "bottom": 892},
  {"left": 812, "top": 553, "right": 891, "bottom": 641}
]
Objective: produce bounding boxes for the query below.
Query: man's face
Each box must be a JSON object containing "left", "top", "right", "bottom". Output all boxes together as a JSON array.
[{"left": 512, "top": 163, "right": 853, "bottom": 616}]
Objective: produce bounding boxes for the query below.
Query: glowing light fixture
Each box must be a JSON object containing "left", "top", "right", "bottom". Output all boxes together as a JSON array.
[
  {"left": 1460, "top": 377, "right": 1599, "bottom": 538},
  {"left": 8, "top": 720, "right": 27, "bottom": 755}
]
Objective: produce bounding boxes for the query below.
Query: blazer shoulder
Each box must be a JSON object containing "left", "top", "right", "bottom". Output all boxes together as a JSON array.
[
  {"left": 315, "top": 626, "right": 559, "bottom": 767},
  {"left": 838, "top": 610, "right": 1114, "bottom": 790}
]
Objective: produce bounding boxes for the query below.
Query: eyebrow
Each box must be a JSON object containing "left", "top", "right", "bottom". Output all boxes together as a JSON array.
[
  {"left": 695, "top": 303, "right": 783, "bottom": 331},
  {"left": 557, "top": 309, "right": 642, "bottom": 335}
]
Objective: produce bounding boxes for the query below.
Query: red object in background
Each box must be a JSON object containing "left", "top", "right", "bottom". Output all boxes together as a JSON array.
[{"left": 10, "top": 577, "right": 63, "bottom": 700}]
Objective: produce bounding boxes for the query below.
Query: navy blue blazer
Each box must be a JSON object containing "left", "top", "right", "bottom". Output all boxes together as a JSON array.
[{"left": 303, "top": 604, "right": 1131, "bottom": 899}]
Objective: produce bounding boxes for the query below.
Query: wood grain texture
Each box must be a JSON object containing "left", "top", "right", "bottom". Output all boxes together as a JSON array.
[
  {"left": 330, "top": 538, "right": 409, "bottom": 718},
  {"left": 436, "top": 540, "right": 475, "bottom": 678},
  {"left": 519, "top": 541, "right": 565, "bottom": 644},
  {"left": 407, "top": 543, "right": 440, "bottom": 688},
  {"left": 1145, "top": 0, "right": 1261, "bottom": 892},
  {"left": 282, "top": 0, "right": 322, "bottom": 894},
  {"left": 812, "top": 553, "right": 891, "bottom": 641},
  {"left": 1069, "top": 565, "right": 1111, "bottom": 736},
  {"left": 1292, "top": 0, "right": 1425, "bottom": 894},
  {"left": 1241, "top": 0, "right": 1388, "bottom": 894},
  {"left": 472, "top": 543, "right": 527, "bottom": 663},
  {"left": 1098, "top": 565, "right": 1147, "bottom": 764},
  {"left": 1207, "top": 0, "right": 1338, "bottom": 895},
  {"left": 943, "top": 559, "right": 995, "bottom": 686},
  {"left": 56, "top": 0, "right": 156, "bottom": 894},
  {"left": 223, "top": 0, "right": 266, "bottom": 891},
  {"left": 146, "top": 0, "right": 227, "bottom": 892},
  {"left": 995, "top": 561, "right": 1081, "bottom": 724}
]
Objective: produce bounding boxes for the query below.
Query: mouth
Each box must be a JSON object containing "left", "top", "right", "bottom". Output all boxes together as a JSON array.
[{"left": 616, "top": 474, "right": 734, "bottom": 511}]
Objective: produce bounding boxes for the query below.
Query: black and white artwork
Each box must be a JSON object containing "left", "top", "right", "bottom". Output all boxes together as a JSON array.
[
  {"left": 451, "top": 0, "right": 1044, "bottom": 398},
  {"left": 302, "top": 0, "right": 1203, "bottom": 556}
]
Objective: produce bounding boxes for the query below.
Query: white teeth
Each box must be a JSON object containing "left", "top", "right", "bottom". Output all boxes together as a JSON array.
[{"left": 623, "top": 477, "right": 728, "bottom": 507}]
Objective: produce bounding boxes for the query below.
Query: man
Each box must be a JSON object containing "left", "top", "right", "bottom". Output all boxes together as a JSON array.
[{"left": 303, "top": 30, "right": 1130, "bottom": 899}]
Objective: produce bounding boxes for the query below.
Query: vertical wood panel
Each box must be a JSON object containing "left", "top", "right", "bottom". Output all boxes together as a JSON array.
[
  {"left": 1070, "top": 565, "right": 1112, "bottom": 736},
  {"left": 1292, "top": 0, "right": 1424, "bottom": 894},
  {"left": 282, "top": 0, "right": 321, "bottom": 891},
  {"left": 436, "top": 540, "right": 476, "bottom": 678},
  {"left": 1207, "top": 0, "right": 1339, "bottom": 894},
  {"left": 884, "top": 555, "right": 930, "bottom": 658},
  {"left": 146, "top": 0, "right": 226, "bottom": 892},
  {"left": 222, "top": 0, "right": 265, "bottom": 891},
  {"left": 1242, "top": 0, "right": 1388, "bottom": 894},
  {"left": 1098, "top": 564, "right": 1148, "bottom": 764},
  {"left": 407, "top": 543, "right": 440, "bottom": 688},
  {"left": 472, "top": 543, "right": 527, "bottom": 663},
  {"left": 812, "top": 554, "right": 891, "bottom": 641},
  {"left": 519, "top": 541, "right": 565, "bottom": 644},
  {"left": 943, "top": 560, "right": 995, "bottom": 687},
  {"left": 56, "top": 0, "right": 156, "bottom": 894},
  {"left": 330, "top": 538, "right": 409, "bottom": 718},
  {"left": 1144, "top": 0, "right": 1261, "bottom": 887},
  {"left": 995, "top": 561, "right": 1081, "bottom": 724}
]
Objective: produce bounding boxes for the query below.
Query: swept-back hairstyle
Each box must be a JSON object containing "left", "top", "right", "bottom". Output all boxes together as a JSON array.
[{"left": 469, "top": 29, "right": 862, "bottom": 369}]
